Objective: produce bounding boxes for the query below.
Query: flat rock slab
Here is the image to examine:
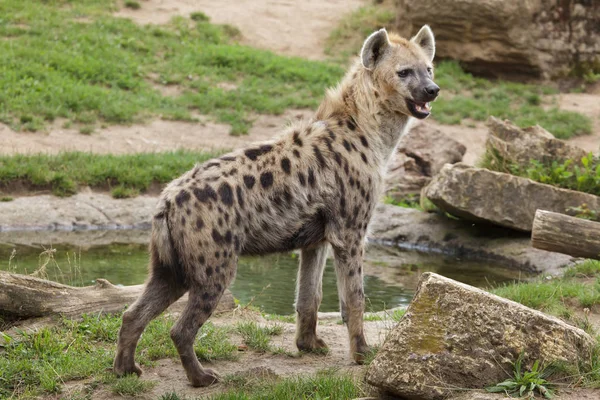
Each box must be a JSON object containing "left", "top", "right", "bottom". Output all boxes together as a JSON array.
[
  {"left": 369, "top": 204, "right": 575, "bottom": 274},
  {"left": 0, "top": 192, "right": 156, "bottom": 232},
  {"left": 366, "top": 272, "right": 595, "bottom": 400},
  {"left": 425, "top": 163, "right": 600, "bottom": 232}
]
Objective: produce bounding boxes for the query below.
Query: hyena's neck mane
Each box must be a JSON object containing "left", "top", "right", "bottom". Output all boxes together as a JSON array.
[{"left": 315, "top": 61, "right": 411, "bottom": 165}]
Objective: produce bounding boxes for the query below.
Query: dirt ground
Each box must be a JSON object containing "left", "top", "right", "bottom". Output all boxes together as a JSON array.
[
  {"left": 0, "top": 110, "right": 313, "bottom": 155},
  {"left": 113, "top": 0, "right": 365, "bottom": 60},
  {"left": 58, "top": 312, "right": 394, "bottom": 399}
]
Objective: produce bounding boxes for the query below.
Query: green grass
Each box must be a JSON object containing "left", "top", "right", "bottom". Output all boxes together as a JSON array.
[
  {"left": 493, "top": 261, "right": 600, "bottom": 317},
  {"left": 432, "top": 61, "right": 591, "bottom": 139},
  {"left": 157, "top": 370, "right": 365, "bottom": 400},
  {"left": 236, "top": 321, "right": 283, "bottom": 353},
  {"left": 564, "top": 260, "right": 600, "bottom": 278},
  {"left": 383, "top": 195, "right": 421, "bottom": 210},
  {"left": 0, "top": 150, "right": 221, "bottom": 197},
  {"left": 326, "top": 3, "right": 591, "bottom": 139},
  {"left": 264, "top": 313, "right": 296, "bottom": 323},
  {"left": 363, "top": 307, "right": 406, "bottom": 323},
  {"left": 211, "top": 369, "right": 364, "bottom": 400},
  {"left": 111, "top": 374, "right": 156, "bottom": 396},
  {"left": 0, "top": 313, "right": 237, "bottom": 398},
  {"left": 0, "top": 0, "right": 343, "bottom": 135}
]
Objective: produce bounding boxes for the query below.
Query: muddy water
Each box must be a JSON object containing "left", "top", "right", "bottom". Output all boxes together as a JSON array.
[{"left": 0, "top": 233, "right": 527, "bottom": 315}]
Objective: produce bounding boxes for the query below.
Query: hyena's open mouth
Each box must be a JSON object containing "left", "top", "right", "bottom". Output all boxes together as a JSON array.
[{"left": 406, "top": 99, "right": 431, "bottom": 119}]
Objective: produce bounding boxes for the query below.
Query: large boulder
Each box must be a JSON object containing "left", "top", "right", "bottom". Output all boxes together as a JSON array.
[
  {"left": 366, "top": 272, "right": 595, "bottom": 400},
  {"left": 395, "top": 0, "right": 600, "bottom": 79},
  {"left": 386, "top": 122, "right": 466, "bottom": 200},
  {"left": 424, "top": 163, "right": 600, "bottom": 231},
  {"left": 485, "top": 117, "right": 589, "bottom": 173}
]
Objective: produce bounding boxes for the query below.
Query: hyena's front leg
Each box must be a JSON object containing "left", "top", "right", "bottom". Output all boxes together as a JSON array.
[
  {"left": 332, "top": 242, "right": 369, "bottom": 363},
  {"left": 295, "top": 244, "right": 329, "bottom": 352}
]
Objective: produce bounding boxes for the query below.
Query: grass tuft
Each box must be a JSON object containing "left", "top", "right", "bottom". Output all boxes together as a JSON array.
[
  {"left": 210, "top": 369, "right": 364, "bottom": 400},
  {"left": 124, "top": 0, "right": 141, "bottom": 10},
  {"left": 236, "top": 321, "right": 283, "bottom": 353},
  {"left": 111, "top": 375, "right": 156, "bottom": 396}
]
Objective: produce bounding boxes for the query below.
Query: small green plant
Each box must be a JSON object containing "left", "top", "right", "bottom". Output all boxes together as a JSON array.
[
  {"left": 124, "top": 0, "right": 141, "bottom": 10},
  {"left": 111, "top": 186, "right": 140, "bottom": 199},
  {"left": 79, "top": 125, "right": 94, "bottom": 135},
  {"left": 190, "top": 11, "right": 210, "bottom": 22},
  {"left": 483, "top": 151, "right": 600, "bottom": 197},
  {"left": 236, "top": 321, "right": 283, "bottom": 353},
  {"left": 383, "top": 195, "right": 421, "bottom": 210},
  {"left": 567, "top": 204, "right": 599, "bottom": 222},
  {"left": 111, "top": 374, "right": 156, "bottom": 396},
  {"left": 0, "top": 196, "right": 13, "bottom": 202},
  {"left": 487, "top": 355, "right": 555, "bottom": 398}
]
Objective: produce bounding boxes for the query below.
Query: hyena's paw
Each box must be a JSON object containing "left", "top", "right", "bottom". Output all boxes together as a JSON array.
[
  {"left": 113, "top": 360, "right": 143, "bottom": 377},
  {"left": 352, "top": 342, "right": 373, "bottom": 365},
  {"left": 296, "top": 335, "right": 329, "bottom": 354},
  {"left": 188, "top": 368, "right": 220, "bottom": 387}
]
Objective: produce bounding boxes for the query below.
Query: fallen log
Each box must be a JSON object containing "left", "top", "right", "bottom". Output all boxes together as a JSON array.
[
  {"left": 0, "top": 271, "right": 235, "bottom": 320},
  {"left": 531, "top": 210, "right": 600, "bottom": 260}
]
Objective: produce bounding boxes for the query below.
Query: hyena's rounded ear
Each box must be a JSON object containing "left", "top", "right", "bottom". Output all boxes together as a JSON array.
[
  {"left": 361, "top": 28, "right": 390, "bottom": 70},
  {"left": 411, "top": 25, "right": 435, "bottom": 62}
]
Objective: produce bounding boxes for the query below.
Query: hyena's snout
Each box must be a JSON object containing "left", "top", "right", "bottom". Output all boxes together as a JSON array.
[{"left": 422, "top": 81, "right": 439, "bottom": 100}]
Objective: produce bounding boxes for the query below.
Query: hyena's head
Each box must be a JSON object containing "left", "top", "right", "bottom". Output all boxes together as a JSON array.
[{"left": 360, "top": 25, "right": 439, "bottom": 119}]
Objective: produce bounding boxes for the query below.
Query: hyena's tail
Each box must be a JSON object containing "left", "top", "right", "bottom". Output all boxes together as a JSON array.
[{"left": 149, "top": 198, "right": 187, "bottom": 287}]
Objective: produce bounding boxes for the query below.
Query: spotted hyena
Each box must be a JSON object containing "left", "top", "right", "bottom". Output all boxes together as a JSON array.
[{"left": 114, "top": 26, "right": 439, "bottom": 386}]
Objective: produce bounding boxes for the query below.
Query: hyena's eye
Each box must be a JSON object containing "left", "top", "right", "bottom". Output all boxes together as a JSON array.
[
  {"left": 397, "top": 69, "right": 412, "bottom": 78},
  {"left": 426, "top": 67, "right": 433, "bottom": 75}
]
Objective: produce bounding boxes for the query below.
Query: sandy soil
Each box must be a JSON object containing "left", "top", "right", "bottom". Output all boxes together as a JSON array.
[
  {"left": 554, "top": 93, "right": 600, "bottom": 154},
  {"left": 0, "top": 110, "right": 312, "bottom": 155},
  {"left": 114, "top": 0, "right": 365, "bottom": 60}
]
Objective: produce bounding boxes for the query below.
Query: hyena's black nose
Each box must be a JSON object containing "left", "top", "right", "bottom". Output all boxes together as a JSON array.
[{"left": 424, "top": 83, "right": 440, "bottom": 97}]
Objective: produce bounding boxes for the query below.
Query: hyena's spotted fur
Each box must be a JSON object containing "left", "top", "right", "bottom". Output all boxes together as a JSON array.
[{"left": 114, "top": 26, "right": 439, "bottom": 387}]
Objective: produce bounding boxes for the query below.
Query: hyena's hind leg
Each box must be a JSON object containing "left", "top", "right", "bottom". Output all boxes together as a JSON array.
[
  {"left": 114, "top": 265, "right": 187, "bottom": 377},
  {"left": 170, "top": 258, "right": 236, "bottom": 387},
  {"left": 295, "top": 244, "right": 329, "bottom": 352}
]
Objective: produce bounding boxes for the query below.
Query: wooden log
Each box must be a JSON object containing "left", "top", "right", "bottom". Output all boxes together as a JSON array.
[
  {"left": 531, "top": 210, "right": 600, "bottom": 260},
  {"left": 0, "top": 271, "right": 235, "bottom": 320}
]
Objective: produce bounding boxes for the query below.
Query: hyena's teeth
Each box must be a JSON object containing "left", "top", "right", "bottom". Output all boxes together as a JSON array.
[{"left": 416, "top": 103, "right": 430, "bottom": 113}]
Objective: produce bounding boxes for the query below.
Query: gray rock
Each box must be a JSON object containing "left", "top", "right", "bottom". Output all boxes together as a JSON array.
[
  {"left": 485, "top": 117, "right": 588, "bottom": 172},
  {"left": 386, "top": 122, "right": 466, "bottom": 200},
  {"left": 0, "top": 192, "right": 155, "bottom": 232},
  {"left": 365, "top": 272, "right": 595, "bottom": 400},
  {"left": 424, "top": 163, "right": 600, "bottom": 232},
  {"left": 395, "top": 0, "right": 600, "bottom": 79},
  {"left": 369, "top": 204, "right": 576, "bottom": 274}
]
